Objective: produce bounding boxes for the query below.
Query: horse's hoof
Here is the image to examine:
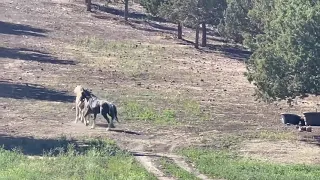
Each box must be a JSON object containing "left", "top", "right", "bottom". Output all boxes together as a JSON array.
[{"left": 106, "top": 128, "right": 110, "bottom": 131}]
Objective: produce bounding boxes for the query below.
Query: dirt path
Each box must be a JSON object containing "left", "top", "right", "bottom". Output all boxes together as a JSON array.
[
  {"left": 106, "top": 124, "right": 215, "bottom": 180},
  {"left": 131, "top": 150, "right": 213, "bottom": 180}
]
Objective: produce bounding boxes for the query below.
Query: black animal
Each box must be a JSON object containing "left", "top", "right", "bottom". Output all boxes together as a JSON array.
[{"left": 80, "top": 89, "right": 119, "bottom": 131}]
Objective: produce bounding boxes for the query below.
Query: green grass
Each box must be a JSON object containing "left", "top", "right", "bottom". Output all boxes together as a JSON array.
[
  {"left": 0, "top": 138, "right": 156, "bottom": 180},
  {"left": 159, "top": 158, "right": 200, "bottom": 180},
  {"left": 123, "top": 101, "right": 177, "bottom": 124},
  {"left": 180, "top": 148, "right": 320, "bottom": 180},
  {"left": 180, "top": 99, "right": 211, "bottom": 121},
  {"left": 121, "top": 95, "right": 210, "bottom": 125}
]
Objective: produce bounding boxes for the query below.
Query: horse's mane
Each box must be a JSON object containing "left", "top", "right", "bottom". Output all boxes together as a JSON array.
[{"left": 83, "top": 89, "right": 97, "bottom": 99}]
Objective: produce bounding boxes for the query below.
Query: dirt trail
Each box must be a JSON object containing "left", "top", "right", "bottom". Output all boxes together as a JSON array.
[
  {"left": 107, "top": 125, "right": 215, "bottom": 180},
  {"left": 132, "top": 150, "right": 213, "bottom": 180}
]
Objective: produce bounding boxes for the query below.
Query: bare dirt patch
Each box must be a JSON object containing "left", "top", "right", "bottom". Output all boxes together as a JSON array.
[{"left": 240, "top": 139, "right": 320, "bottom": 165}]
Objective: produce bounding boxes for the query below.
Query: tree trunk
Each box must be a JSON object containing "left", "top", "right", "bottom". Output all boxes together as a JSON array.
[
  {"left": 124, "top": 0, "right": 129, "bottom": 21},
  {"left": 201, "top": 22, "right": 206, "bottom": 47},
  {"left": 86, "top": 0, "right": 91, "bottom": 11},
  {"left": 178, "top": 22, "right": 182, "bottom": 39},
  {"left": 195, "top": 25, "right": 200, "bottom": 49}
]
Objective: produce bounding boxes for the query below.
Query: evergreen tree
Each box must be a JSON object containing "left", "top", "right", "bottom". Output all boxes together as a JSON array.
[{"left": 245, "top": 0, "right": 320, "bottom": 102}]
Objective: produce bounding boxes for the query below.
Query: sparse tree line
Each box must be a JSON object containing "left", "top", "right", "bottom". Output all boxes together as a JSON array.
[
  {"left": 85, "top": 0, "right": 320, "bottom": 104},
  {"left": 141, "top": 0, "right": 227, "bottom": 48}
]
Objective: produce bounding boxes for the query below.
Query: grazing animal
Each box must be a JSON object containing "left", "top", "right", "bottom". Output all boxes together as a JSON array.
[
  {"left": 80, "top": 89, "right": 119, "bottom": 131},
  {"left": 73, "top": 85, "right": 89, "bottom": 125}
]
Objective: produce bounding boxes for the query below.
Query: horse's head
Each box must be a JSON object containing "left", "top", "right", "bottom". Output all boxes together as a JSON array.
[
  {"left": 74, "top": 85, "right": 84, "bottom": 95},
  {"left": 80, "top": 89, "right": 91, "bottom": 101}
]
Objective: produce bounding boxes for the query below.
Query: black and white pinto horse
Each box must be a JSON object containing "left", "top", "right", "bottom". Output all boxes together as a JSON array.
[{"left": 80, "top": 89, "right": 119, "bottom": 131}]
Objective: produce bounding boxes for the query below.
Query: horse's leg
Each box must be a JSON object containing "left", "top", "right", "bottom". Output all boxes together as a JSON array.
[
  {"left": 102, "top": 113, "right": 113, "bottom": 131},
  {"left": 101, "top": 113, "right": 110, "bottom": 124},
  {"left": 79, "top": 103, "right": 83, "bottom": 123},
  {"left": 108, "top": 105, "right": 116, "bottom": 129},
  {"left": 80, "top": 106, "right": 84, "bottom": 123},
  {"left": 109, "top": 116, "right": 115, "bottom": 130},
  {"left": 91, "top": 113, "right": 97, "bottom": 129},
  {"left": 81, "top": 105, "right": 90, "bottom": 126},
  {"left": 112, "top": 104, "right": 119, "bottom": 123},
  {"left": 75, "top": 102, "right": 79, "bottom": 123},
  {"left": 85, "top": 113, "right": 90, "bottom": 126},
  {"left": 83, "top": 109, "right": 89, "bottom": 126}
]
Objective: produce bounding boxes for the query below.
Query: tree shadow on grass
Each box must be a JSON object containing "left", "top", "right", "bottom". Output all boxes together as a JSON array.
[
  {"left": 0, "top": 47, "right": 76, "bottom": 65},
  {"left": 205, "top": 44, "right": 252, "bottom": 61},
  {"left": 0, "top": 134, "right": 121, "bottom": 157},
  {"left": 91, "top": 3, "right": 179, "bottom": 35},
  {"left": 125, "top": 21, "right": 176, "bottom": 35},
  {"left": 91, "top": 3, "right": 167, "bottom": 22},
  {"left": 0, "top": 81, "right": 74, "bottom": 102},
  {"left": 91, "top": 11, "right": 176, "bottom": 35},
  {"left": 0, "top": 21, "right": 48, "bottom": 37},
  {"left": 0, "top": 134, "right": 76, "bottom": 156},
  {"left": 176, "top": 39, "right": 251, "bottom": 61}
]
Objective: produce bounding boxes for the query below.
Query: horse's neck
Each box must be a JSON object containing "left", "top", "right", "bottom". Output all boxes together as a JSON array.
[
  {"left": 91, "top": 96, "right": 98, "bottom": 101},
  {"left": 87, "top": 96, "right": 99, "bottom": 108}
]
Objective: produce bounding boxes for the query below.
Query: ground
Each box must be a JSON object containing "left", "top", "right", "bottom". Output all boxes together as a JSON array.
[{"left": 1, "top": 0, "right": 320, "bottom": 179}]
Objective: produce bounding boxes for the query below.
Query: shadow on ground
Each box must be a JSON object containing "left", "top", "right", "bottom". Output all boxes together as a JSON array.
[
  {"left": 91, "top": 3, "right": 178, "bottom": 35},
  {"left": 0, "top": 81, "right": 74, "bottom": 102},
  {"left": 131, "top": 151, "right": 163, "bottom": 157},
  {"left": 111, "top": 129, "right": 142, "bottom": 135},
  {"left": 0, "top": 134, "right": 121, "bottom": 156},
  {"left": 91, "top": 5, "right": 176, "bottom": 35},
  {"left": 206, "top": 44, "right": 252, "bottom": 61},
  {"left": 92, "top": 3, "right": 166, "bottom": 22},
  {"left": 0, "top": 21, "right": 48, "bottom": 37},
  {"left": 125, "top": 20, "right": 176, "bottom": 35},
  {"left": 177, "top": 39, "right": 251, "bottom": 61},
  {"left": 301, "top": 135, "right": 320, "bottom": 147},
  {"left": 0, "top": 134, "right": 77, "bottom": 156},
  {"left": 95, "top": 123, "right": 142, "bottom": 135},
  {"left": 0, "top": 47, "right": 76, "bottom": 65}
]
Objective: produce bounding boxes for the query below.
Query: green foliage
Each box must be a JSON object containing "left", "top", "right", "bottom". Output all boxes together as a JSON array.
[
  {"left": 200, "top": 0, "right": 228, "bottom": 26},
  {"left": 181, "top": 148, "right": 320, "bottom": 180},
  {"left": 245, "top": 0, "right": 320, "bottom": 102},
  {"left": 139, "top": 0, "right": 164, "bottom": 16},
  {"left": 158, "top": 0, "right": 188, "bottom": 23},
  {"left": 158, "top": 0, "right": 226, "bottom": 27},
  {"left": 218, "top": 0, "right": 252, "bottom": 43},
  {"left": 218, "top": 0, "right": 273, "bottom": 43}
]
